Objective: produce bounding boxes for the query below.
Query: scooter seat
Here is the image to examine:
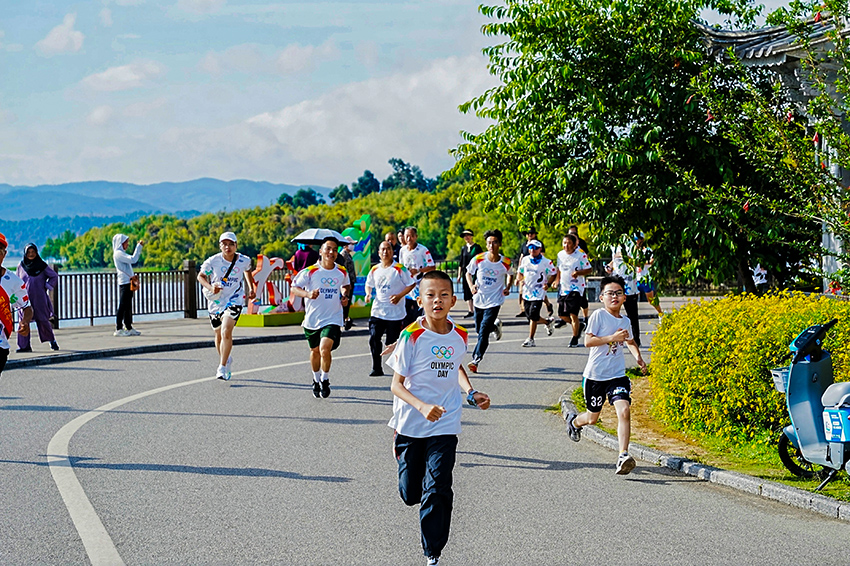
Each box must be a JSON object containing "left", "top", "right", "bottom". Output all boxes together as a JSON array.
[{"left": 822, "top": 382, "right": 850, "bottom": 408}]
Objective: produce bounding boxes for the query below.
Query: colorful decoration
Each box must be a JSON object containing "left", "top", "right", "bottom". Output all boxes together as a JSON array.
[
  {"left": 340, "top": 214, "right": 373, "bottom": 306},
  {"left": 249, "top": 254, "right": 286, "bottom": 314}
]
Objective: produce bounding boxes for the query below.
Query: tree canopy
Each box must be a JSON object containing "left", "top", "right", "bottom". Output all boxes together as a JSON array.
[{"left": 452, "top": 0, "right": 821, "bottom": 291}]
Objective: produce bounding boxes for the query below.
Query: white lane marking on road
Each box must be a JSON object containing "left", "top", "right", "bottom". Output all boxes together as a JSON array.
[{"left": 47, "top": 353, "right": 370, "bottom": 566}]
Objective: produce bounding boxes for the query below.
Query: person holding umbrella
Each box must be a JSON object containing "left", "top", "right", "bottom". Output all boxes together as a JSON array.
[
  {"left": 16, "top": 243, "right": 59, "bottom": 352},
  {"left": 291, "top": 235, "right": 351, "bottom": 398}
]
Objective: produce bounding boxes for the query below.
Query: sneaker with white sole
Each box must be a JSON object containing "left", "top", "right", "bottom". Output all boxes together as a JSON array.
[
  {"left": 312, "top": 381, "right": 321, "bottom": 398},
  {"left": 427, "top": 557, "right": 440, "bottom": 566},
  {"left": 569, "top": 335, "right": 580, "bottom": 348},
  {"left": 113, "top": 329, "right": 130, "bottom": 337},
  {"left": 545, "top": 317, "right": 555, "bottom": 336},
  {"left": 522, "top": 337, "right": 535, "bottom": 347},
  {"left": 125, "top": 328, "right": 141, "bottom": 336},
  {"left": 216, "top": 365, "right": 228, "bottom": 380},
  {"left": 468, "top": 359, "right": 480, "bottom": 373},
  {"left": 566, "top": 411, "right": 582, "bottom": 442},
  {"left": 616, "top": 452, "right": 636, "bottom": 475},
  {"left": 493, "top": 318, "right": 503, "bottom": 341}
]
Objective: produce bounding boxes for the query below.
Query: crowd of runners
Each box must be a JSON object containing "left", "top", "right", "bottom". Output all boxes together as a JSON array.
[
  {"left": 184, "top": 225, "right": 655, "bottom": 565},
  {"left": 0, "top": 225, "right": 656, "bottom": 566}
]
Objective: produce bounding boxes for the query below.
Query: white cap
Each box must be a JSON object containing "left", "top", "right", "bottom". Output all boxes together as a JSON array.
[
  {"left": 527, "top": 239, "right": 543, "bottom": 249},
  {"left": 219, "top": 231, "right": 237, "bottom": 243}
]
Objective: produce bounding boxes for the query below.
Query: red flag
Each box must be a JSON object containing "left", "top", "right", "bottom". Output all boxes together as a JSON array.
[
  {"left": 813, "top": 132, "right": 820, "bottom": 144},
  {"left": 0, "top": 285, "right": 11, "bottom": 339},
  {"left": 743, "top": 201, "right": 750, "bottom": 213},
  {"left": 815, "top": 11, "right": 823, "bottom": 22}
]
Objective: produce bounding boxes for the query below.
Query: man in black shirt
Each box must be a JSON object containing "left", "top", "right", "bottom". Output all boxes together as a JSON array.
[{"left": 458, "top": 229, "right": 483, "bottom": 317}]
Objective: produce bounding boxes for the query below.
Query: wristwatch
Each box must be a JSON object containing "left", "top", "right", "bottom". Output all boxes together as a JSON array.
[{"left": 466, "top": 389, "right": 478, "bottom": 406}]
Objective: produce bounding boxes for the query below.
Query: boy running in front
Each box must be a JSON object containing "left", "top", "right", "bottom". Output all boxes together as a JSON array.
[
  {"left": 389, "top": 270, "right": 490, "bottom": 566},
  {"left": 198, "top": 231, "right": 256, "bottom": 381},
  {"left": 291, "top": 237, "right": 350, "bottom": 398},
  {"left": 566, "top": 275, "right": 646, "bottom": 475}
]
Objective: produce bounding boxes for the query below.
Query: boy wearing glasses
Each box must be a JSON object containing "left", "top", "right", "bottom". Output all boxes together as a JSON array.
[{"left": 566, "top": 275, "right": 646, "bottom": 475}]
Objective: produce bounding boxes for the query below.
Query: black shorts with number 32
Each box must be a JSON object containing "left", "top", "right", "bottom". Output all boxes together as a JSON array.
[{"left": 583, "top": 376, "right": 631, "bottom": 413}]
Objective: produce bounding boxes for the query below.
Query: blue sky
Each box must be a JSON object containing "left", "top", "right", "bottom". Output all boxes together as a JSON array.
[{"left": 0, "top": 0, "right": 789, "bottom": 187}]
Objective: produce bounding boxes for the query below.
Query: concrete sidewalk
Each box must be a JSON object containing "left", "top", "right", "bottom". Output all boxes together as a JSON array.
[{"left": 5, "top": 294, "right": 695, "bottom": 369}]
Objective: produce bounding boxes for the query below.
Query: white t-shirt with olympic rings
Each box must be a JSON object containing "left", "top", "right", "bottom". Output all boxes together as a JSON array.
[
  {"left": 293, "top": 264, "right": 349, "bottom": 330},
  {"left": 388, "top": 316, "right": 468, "bottom": 438}
]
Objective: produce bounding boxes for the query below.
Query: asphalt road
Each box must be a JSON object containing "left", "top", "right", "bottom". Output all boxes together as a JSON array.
[{"left": 2, "top": 319, "right": 850, "bottom": 565}]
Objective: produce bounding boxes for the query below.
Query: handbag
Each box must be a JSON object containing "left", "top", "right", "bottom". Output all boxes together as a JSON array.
[{"left": 129, "top": 274, "right": 140, "bottom": 291}]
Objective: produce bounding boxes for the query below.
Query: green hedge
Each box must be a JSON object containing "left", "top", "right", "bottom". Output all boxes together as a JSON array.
[{"left": 650, "top": 293, "right": 850, "bottom": 443}]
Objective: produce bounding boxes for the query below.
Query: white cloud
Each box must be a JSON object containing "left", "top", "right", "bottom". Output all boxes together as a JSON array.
[
  {"left": 115, "top": 0, "right": 146, "bottom": 5},
  {"left": 161, "top": 55, "right": 496, "bottom": 184},
  {"left": 35, "top": 14, "right": 84, "bottom": 56},
  {"left": 100, "top": 8, "right": 113, "bottom": 27},
  {"left": 81, "top": 60, "right": 164, "bottom": 91},
  {"left": 177, "top": 0, "right": 226, "bottom": 14},
  {"left": 198, "top": 41, "right": 338, "bottom": 76},
  {"left": 275, "top": 40, "right": 338, "bottom": 74},
  {"left": 87, "top": 105, "right": 114, "bottom": 125}
]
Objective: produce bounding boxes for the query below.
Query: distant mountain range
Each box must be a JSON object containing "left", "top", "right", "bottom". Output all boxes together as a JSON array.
[{"left": 0, "top": 178, "right": 329, "bottom": 221}]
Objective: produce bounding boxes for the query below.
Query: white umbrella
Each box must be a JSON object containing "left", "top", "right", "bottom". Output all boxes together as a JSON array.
[{"left": 291, "top": 228, "right": 345, "bottom": 246}]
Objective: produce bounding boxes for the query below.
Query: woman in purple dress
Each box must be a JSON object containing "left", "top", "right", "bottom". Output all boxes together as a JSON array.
[{"left": 16, "top": 243, "right": 59, "bottom": 352}]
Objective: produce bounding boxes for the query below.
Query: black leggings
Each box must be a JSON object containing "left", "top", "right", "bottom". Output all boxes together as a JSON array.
[
  {"left": 116, "top": 284, "right": 134, "bottom": 331},
  {"left": 624, "top": 294, "right": 640, "bottom": 347},
  {"left": 0, "top": 347, "right": 8, "bottom": 378}
]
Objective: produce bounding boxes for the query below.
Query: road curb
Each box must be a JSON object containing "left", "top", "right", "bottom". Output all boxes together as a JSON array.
[{"left": 559, "top": 395, "right": 850, "bottom": 522}]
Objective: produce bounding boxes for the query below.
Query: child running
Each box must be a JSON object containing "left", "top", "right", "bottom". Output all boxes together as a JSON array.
[
  {"left": 388, "top": 270, "right": 490, "bottom": 566},
  {"left": 198, "top": 231, "right": 256, "bottom": 380},
  {"left": 291, "top": 237, "right": 350, "bottom": 398},
  {"left": 566, "top": 275, "right": 647, "bottom": 475}
]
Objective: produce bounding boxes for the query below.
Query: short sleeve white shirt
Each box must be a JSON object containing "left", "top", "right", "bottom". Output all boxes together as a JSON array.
[
  {"left": 0, "top": 270, "right": 29, "bottom": 350},
  {"left": 518, "top": 255, "right": 556, "bottom": 301},
  {"left": 388, "top": 317, "right": 469, "bottom": 438},
  {"left": 399, "top": 244, "right": 435, "bottom": 299},
  {"left": 557, "top": 248, "right": 592, "bottom": 295},
  {"left": 200, "top": 253, "right": 253, "bottom": 314},
  {"left": 293, "top": 264, "right": 348, "bottom": 330},
  {"left": 582, "top": 308, "right": 633, "bottom": 381},
  {"left": 366, "top": 263, "right": 415, "bottom": 321},
  {"left": 466, "top": 253, "right": 511, "bottom": 309},
  {"left": 610, "top": 246, "right": 639, "bottom": 296}
]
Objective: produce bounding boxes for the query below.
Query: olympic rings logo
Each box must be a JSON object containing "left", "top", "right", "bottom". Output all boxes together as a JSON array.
[
  {"left": 482, "top": 268, "right": 497, "bottom": 277},
  {"left": 431, "top": 346, "right": 454, "bottom": 359},
  {"left": 320, "top": 277, "right": 340, "bottom": 286}
]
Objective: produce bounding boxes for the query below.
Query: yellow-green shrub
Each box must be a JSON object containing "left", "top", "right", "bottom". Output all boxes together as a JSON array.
[{"left": 650, "top": 293, "right": 850, "bottom": 443}]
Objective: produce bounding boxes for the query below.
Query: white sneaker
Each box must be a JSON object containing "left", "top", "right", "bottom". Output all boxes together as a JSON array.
[
  {"left": 522, "top": 337, "right": 535, "bottom": 348},
  {"left": 216, "top": 364, "right": 227, "bottom": 380},
  {"left": 125, "top": 328, "right": 141, "bottom": 336},
  {"left": 113, "top": 329, "right": 130, "bottom": 337},
  {"left": 545, "top": 317, "right": 555, "bottom": 336},
  {"left": 427, "top": 557, "right": 440, "bottom": 566},
  {"left": 493, "top": 318, "right": 503, "bottom": 341},
  {"left": 616, "top": 453, "right": 636, "bottom": 475}
]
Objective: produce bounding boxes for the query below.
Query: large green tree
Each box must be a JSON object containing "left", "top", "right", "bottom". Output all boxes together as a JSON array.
[{"left": 452, "top": 0, "right": 819, "bottom": 291}]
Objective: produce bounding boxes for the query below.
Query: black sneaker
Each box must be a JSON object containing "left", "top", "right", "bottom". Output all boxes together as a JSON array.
[
  {"left": 569, "top": 335, "right": 580, "bottom": 348},
  {"left": 369, "top": 369, "right": 385, "bottom": 377},
  {"left": 312, "top": 382, "right": 321, "bottom": 398},
  {"left": 321, "top": 379, "right": 331, "bottom": 398},
  {"left": 566, "top": 411, "right": 582, "bottom": 442},
  {"left": 344, "top": 319, "right": 353, "bottom": 331},
  {"left": 50, "top": 341, "right": 59, "bottom": 351},
  {"left": 16, "top": 346, "right": 32, "bottom": 353},
  {"left": 554, "top": 319, "right": 567, "bottom": 329},
  {"left": 578, "top": 320, "right": 586, "bottom": 337},
  {"left": 464, "top": 311, "right": 474, "bottom": 318}
]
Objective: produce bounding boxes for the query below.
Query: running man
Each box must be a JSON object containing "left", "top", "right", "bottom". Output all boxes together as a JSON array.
[
  {"left": 516, "top": 239, "right": 557, "bottom": 347},
  {"left": 399, "top": 226, "right": 435, "bottom": 327},
  {"left": 365, "top": 240, "right": 416, "bottom": 376},
  {"left": 634, "top": 233, "right": 663, "bottom": 316},
  {"left": 291, "top": 237, "right": 351, "bottom": 398},
  {"left": 198, "top": 231, "right": 256, "bottom": 380},
  {"left": 465, "top": 229, "right": 512, "bottom": 372},
  {"left": 555, "top": 234, "right": 592, "bottom": 348},
  {"left": 568, "top": 225, "right": 591, "bottom": 323}
]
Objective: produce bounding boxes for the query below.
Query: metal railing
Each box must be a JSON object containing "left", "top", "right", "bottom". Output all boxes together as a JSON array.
[{"left": 43, "top": 261, "right": 294, "bottom": 326}]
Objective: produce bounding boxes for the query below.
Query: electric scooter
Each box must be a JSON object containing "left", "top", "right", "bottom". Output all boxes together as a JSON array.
[{"left": 774, "top": 319, "right": 850, "bottom": 490}]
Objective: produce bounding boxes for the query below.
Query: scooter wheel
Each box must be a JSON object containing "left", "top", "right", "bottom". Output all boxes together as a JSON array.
[{"left": 778, "top": 434, "right": 821, "bottom": 478}]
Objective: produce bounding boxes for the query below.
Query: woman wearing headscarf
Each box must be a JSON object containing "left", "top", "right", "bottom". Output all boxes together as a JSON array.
[
  {"left": 16, "top": 243, "right": 59, "bottom": 352},
  {"left": 112, "top": 233, "right": 143, "bottom": 337}
]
